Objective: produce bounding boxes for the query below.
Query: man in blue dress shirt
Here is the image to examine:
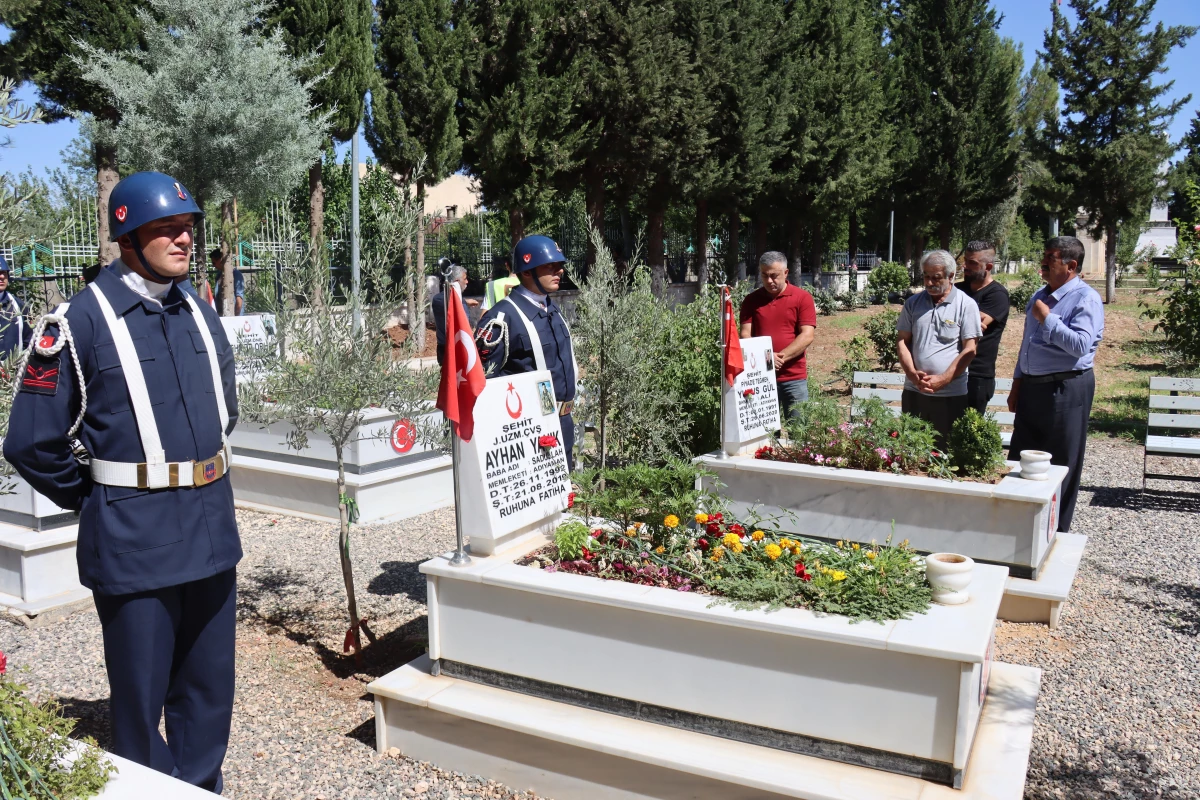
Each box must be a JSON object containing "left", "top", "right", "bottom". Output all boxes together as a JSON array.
[
  {"left": 1007, "top": 236, "right": 1104, "bottom": 533},
  {"left": 0, "top": 254, "right": 31, "bottom": 357},
  {"left": 4, "top": 172, "right": 239, "bottom": 793}
]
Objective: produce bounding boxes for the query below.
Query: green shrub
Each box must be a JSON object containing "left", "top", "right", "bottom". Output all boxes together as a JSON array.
[
  {"left": 949, "top": 408, "right": 1005, "bottom": 479},
  {"left": 834, "top": 335, "right": 871, "bottom": 389},
  {"left": 811, "top": 286, "right": 839, "bottom": 316},
  {"left": 776, "top": 395, "right": 940, "bottom": 475},
  {"left": 1143, "top": 264, "right": 1200, "bottom": 367},
  {"left": 1009, "top": 267, "right": 1043, "bottom": 310},
  {"left": 554, "top": 521, "right": 591, "bottom": 560},
  {"left": 865, "top": 261, "right": 909, "bottom": 301},
  {"left": 863, "top": 309, "right": 900, "bottom": 372}
]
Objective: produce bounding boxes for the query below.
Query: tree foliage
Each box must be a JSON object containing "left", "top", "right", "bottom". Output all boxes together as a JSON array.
[
  {"left": 77, "top": 0, "right": 326, "bottom": 209},
  {"left": 1038, "top": 0, "right": 1195, "bottom": 302}
]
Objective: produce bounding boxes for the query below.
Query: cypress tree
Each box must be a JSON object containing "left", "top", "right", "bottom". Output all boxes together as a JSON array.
[
  {"left": 367, "top": 0, "right": 462, "bottom": 349},
  {"left": 0, "top": 0, "right": 146, "bottom": 265},
  {"left": 889, "top": 0, "right": 1020, "bottom": 251},
  {"left": 1040, "top": 0, "right": 1195, "bottom": 302},
  {"left": 268, "top": 0, "right": 374, "bottom": 273},
  {"left": 457, "top": 0, "right": 586, "bottom": 246},
  {"left": 773, "top": 0, "right": 892, "bottom": 279}
]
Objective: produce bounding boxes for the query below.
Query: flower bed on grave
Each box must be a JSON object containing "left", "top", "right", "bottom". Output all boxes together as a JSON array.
[
  {"left": 518, "top": 462, "right": 932, "bottom": 623},
  {"left": 754, "top": 395, "right": 1008, "bottom": 483}
]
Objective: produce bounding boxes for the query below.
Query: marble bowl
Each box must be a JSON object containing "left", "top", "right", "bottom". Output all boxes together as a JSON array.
[
  {"left": 1019, "top": 450, "right": 1053, "bottom": 481},
  {"left": 925, "top": 552, "right": 975, "bottom": 605}
]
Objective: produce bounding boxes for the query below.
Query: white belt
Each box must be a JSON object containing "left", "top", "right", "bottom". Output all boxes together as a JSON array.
[{"left": 91, "top": 448, "right": 230, "bottom": 489}]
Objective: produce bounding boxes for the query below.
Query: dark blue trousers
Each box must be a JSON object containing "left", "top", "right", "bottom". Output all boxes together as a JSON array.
[
  {"left": 561, "top": 412, "right": 575, "bottom": 472},
  {"left": 94, "top": 568, "right": 237, "bottom": 794}
]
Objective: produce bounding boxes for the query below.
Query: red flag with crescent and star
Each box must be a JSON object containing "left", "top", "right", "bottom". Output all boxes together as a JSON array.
[
  {"left": 722, "top": 286, "right": 744, "bottom": 387},
  {"left": 436, "top": 283, "right": 486, "bottom": 441}
]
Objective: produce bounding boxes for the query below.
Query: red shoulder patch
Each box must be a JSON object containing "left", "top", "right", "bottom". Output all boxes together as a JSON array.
[{"left": 21, "top": 357, "right": 59, "bottom": 395}]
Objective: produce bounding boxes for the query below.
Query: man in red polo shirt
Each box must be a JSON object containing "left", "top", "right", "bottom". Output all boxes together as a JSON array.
[{"left": 739, "top": 251, "right": 817, "bottom": 420}]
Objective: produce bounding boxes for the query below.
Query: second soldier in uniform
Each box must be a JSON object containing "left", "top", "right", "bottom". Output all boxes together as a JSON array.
[{"left": 476, "top": 235, "right": 579, "bottom": 470}]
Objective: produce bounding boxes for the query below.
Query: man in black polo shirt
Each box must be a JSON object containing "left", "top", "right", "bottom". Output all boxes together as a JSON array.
[{"left": 957, "top": 241, "right": 1009, "bottom": 415}]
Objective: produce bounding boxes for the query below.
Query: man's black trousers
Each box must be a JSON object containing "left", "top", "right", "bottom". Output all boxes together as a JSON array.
[{"left": 1008, "top": 370, "right": 1094, "bottom": 533}]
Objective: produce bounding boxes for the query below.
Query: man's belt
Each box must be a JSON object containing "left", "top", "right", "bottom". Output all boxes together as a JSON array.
[
  {"left": 558, "top": 400, "right": 574, "bottom": 417},
  {"left": 1023, "top": 369, "right": 1091, "bottom": 385},
  {"left": 91, "top": 450, "right": 229, "bottom": 489}
]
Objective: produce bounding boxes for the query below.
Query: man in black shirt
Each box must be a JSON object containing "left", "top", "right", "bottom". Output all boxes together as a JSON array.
[{"left": 957, "top": 241, "right": 1010, "bottom": 415}]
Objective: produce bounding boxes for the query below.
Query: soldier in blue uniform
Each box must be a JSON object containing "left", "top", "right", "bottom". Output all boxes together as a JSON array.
[
  {"left": 475, "top": 235, "right": 578, "bottom": 470},
  {"left": 0, "top": 254, "right": 32, "bottom": 357},
  {"left": 4, "top": 172, "right": 240, "bottom": 794}
]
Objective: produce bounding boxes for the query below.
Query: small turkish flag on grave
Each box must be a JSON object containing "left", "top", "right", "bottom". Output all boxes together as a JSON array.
[
  {"left": 437, "top": 283, "right": 486, "bottom": 440},
  {"left": 722, "top": 287, "right": 744, "bottom": 387}
]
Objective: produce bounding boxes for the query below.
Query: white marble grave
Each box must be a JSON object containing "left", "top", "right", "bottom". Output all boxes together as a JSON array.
[
  {"left": 699, "top": 454, "right": 1068, "bottom": 580},
  {"left": 722, "top": 336, "right": 781, "bottom": 456},
  {"left": 0, "top": 476, "right": 86, "bottom": 616},
  {"left": 229, "top": 407, "right": 453, "bottom": 523},
  {"left": 455, "top": 370, "right": 571, "bottom": 556}
]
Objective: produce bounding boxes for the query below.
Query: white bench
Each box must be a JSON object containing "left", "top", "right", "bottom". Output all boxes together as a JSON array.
[
  {"left": 851, "top": 371, "right": 1014, "bottom": 446},
  {"left": 1144, "top": 377, "right": 1200, "bottom": 490}
]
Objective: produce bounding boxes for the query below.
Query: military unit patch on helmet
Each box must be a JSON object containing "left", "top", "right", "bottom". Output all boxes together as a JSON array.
[{"left": 21, "top": 352, "right": 59, "bottom": 395}]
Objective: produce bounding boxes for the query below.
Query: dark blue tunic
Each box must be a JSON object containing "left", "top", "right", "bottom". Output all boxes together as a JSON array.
[
  {"left": 3, "top": 266, "right": 241, "bottom": 595},
  {"left": 0, "top": 291, "right": 31, "bottom": 357},
  {"left": 476, "top": 291, "right": 577, "bottom": 403}
]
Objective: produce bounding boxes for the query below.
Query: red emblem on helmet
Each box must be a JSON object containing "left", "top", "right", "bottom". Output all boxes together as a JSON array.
[
  {"left": 174, "top": 182, "right": 187, "bottom": 201},
  {"left": 523, "top": 253, "right": 532, "bottom": 263},
  {"left": 114, "top": 205, "right": 128, "bottom": 223}
]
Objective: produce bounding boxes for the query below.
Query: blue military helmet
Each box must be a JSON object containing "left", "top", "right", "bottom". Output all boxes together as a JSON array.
[
  {"left": 109, "top": 171, "right": 203, "bottom": 242},
  {"left": 511, "top": 235, "right": 566, "bottom": 274},
  {"left": 0, "top": 253, "right": 10, "bottom": 273}
]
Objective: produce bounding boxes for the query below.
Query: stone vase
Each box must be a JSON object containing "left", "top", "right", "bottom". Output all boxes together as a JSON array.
[
  {"left": 1019, "top": 450, "right": 1053, "bottom": 481},
  {"left": 925, "top": 553, "right": 974, "bottom": 606}
]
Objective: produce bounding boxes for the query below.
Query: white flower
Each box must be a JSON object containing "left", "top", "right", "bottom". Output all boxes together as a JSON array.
[{"left": 859, "top": 563, "right": 874, "bottom": 571}]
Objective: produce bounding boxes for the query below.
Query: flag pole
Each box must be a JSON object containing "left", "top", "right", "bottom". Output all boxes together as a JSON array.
[
  {"left": 445, "top": 265, "right": 471, "bottom": 567},
  {"left": 718, "top": 284, "right": 729, "bottom": 460}
]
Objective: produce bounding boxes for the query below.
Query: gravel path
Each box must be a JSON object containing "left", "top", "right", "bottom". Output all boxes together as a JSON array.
[{"left": 1, "top": 437, "right": 1196, "bottom": 799}]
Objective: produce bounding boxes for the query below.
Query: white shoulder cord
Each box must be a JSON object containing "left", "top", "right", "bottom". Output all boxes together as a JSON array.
[
  {"left": 11, "top": 310, "right": 88, "bottom": 439},
  {"left": 6, "top": 295, "right": 22, "bottom": 348}
]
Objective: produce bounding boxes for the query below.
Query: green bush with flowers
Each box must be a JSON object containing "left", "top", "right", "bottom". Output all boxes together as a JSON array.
[
  {"left": 754, "top": 396, "right": 1005, "bottom": 482},
  {"left": 531, "top": 464, "right": 932, "bottom": 623}
]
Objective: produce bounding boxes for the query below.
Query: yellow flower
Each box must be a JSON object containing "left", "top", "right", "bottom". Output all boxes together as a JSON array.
[
  {"left": 634, "top": 522, "right": 645, "bottom": 529},
  {"left": 710, "top": 546, "right": 725, "bottom": 562},
  {"left": 791, "top": 546, "right": 802, "bottom": 556},
  {"left": 655, "top": 546, "right": 665, "bottom": 554},
  {"left": 836, "top": 540, "right": 844, "bottom": 548},
  {"left": 779, "top": 538, "right": 792, "bottom": 548},
  {"left": 722, "top": 533, "right": 741, "bottom": 548},
  {"left": 663, "top": 515, "right": 680, "bottom": 529},
  {"left": 831, "top": 570, "right": 847, "bottom": 581},
  {"left": 626, "top": 527, "right": 636, "bottom": 535},
  {"left": 751, "top": 530, "right": 765, "bottom": 542},
  {"left": 695, "top": 512, "right": 709, "bottom": 524},
  {"left": 731, "top": 541, "right": 745, "bottom": 554},
  {"left": 764, "top": 543, "right": 783, "bottom": 560},
  {"left": 866, "top": 551, "right": 877, "bottom": 560},
  {"left": 851, "top": 543, "right": 860, "bottom": 551}
]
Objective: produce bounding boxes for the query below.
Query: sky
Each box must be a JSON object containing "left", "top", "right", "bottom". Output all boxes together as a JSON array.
[{"left": 1, "top": 0, "right": 1198, "bottom": 181}]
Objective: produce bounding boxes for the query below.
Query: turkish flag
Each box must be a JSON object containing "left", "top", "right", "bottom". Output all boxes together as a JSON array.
[
  {"left": 437, "top": 283, "right": 486, "bottom": 440},
  {"left": 722, "top": 287, "right": 744, "bottom": 387}
]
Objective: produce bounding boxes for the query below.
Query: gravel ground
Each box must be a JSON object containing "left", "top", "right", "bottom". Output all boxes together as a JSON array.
[{"left": 1, "top": 437, "right": 1196, "bottom": 799}]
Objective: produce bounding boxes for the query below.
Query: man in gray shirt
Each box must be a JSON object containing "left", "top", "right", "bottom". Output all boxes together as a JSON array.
[{"left": 896, "top": 250, "right": 982, "bottom": 449}]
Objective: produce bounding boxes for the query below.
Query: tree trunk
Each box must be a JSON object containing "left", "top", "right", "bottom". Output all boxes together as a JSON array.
[
  {"left": 95, "top": 140, "right": 120, "bottom": 268},
  {"left": 1104, "top": 224, "right": 1117, "bottom": 304},
  {"left": 789, "top": 214, "right": 804, "bottom": 284},
  {"left": 219, "top": 201, "right": 235, "bottom": 316},
  {"left": 194, "top": 204, "right": 209, "bottom": 294},
  {"left": 648, "top": 203, "right": 667, "bottom": 298},
  {"left": 337, "top": 455, "right": 363, "bottom": 661},
  {"left": 811, "top": 220, "right": 824, "bottom": 276},
  {"left": 404, "top": 230, "right": 415, "bottom": 341},
  {"left": 508, "top": 206, "right": 525, "bottom": 248},
  {"left": 938, "top": 219, "right": 951, "bottom": 252},
  {"left": 848, "top": 208, "right": 859, "bottom": 270},
  {"left": 695, "top": 198, "right": 709, "bottom": 291},
  {"left": 726, "top": 206, "right": 740, "bottom": 284},
  {"left": 309, "top": 160, "right": 325, "bottom": 308},
  {"left": 585, "top": 165, "right": 605, "bottom": 268},
  {"left": 414, "top": 180, "right": 427, "bottom": 351}
]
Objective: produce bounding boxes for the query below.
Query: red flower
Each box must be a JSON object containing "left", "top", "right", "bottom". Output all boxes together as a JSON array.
[
  {"left": 889, "top": 430, "right": 899, "bottom": 438},
  {"left": 567, "top": 492, "right": 576, "bottom": 509},
  {"left": 931, "top": 450, "right": 940, "bottom": 458},
  {"left": 727, "top": 523, "right": 745, "bottom": 537},
  {"left": 742, "top": 388, "right": 755, "bottom": 398},
  {"left": 705, "top": 522, "right": 722, "bottom": 535},
  {"left": 794, "top": 563, "right": 811, "bottom": 581},
  {"left": 0, "top": 651, "right": 5, "bottom": 674},
  {"left": 581, "top": 547, "right": 593, "bottom": 561},
  {"left": 538, "top": 434, "right": 559, "bottom": 448},
  {"left": 711, "top": 513, "right": 723, "bottom": 522},
  {"left": 697, "top": 538, "right": 710, "bottom": 551}
]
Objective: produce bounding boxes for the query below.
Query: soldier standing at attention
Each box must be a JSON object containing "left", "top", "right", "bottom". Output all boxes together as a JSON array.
[
  {"left": 4, "top": 171, "right": 240, "bottom": 794},
  {"left": 0, "top": 254, "right": 32, "bottom": 357},
  {"left": 476, "top": 235, "right": 579, "bottom": 469}
]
